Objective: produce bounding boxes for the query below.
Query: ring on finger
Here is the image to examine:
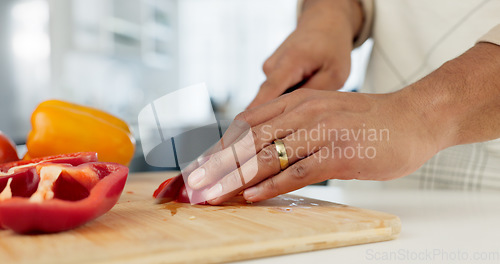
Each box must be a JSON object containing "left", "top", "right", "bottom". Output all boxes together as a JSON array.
[{"left": 274, "top": 139, "right": 289, "bottom": 171}]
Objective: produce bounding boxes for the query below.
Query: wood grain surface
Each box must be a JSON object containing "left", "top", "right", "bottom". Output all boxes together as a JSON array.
[{"left": 0, "top": 172, "right": 401, "bottom": 264}]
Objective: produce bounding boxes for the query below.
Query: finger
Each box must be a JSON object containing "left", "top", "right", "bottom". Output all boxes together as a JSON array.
[
  {"left": 191, "top": 112, "right": 325, "bottom": 186},
  {"left": 188, "top": 103, "right": 324, "bottom": 191},
  {"left": 217, "top": 99, "right": 288, "bottom": 149},
  {"left": 261, "top": 39, "right": 291, "bottom": 76},
  {"left": 243, "top": 147, "right": 330, "bottom": 202},
  {"left": 186, "top": 129, "right": 252, "bottom": 190},
  {"left": 247, "top": 64, "right": 305, "bottom": 110},
  {"left": 206, "top": 125, "right": 326, "bottom": 204},
  {"left": 187, "top": 110, "right": 302, "bottom": 190},
  {"left": 185, "top": 93, "right": 296, "bottom": 190},
  {"left": 184, "top": 97, "right": 290, "bottom": 176},
  {"left": 220, "top": 83, "right": 314, "bottom": 152},
  {"left": 204, "top": 144, "right": 281, "bottom": 203},
  {"left": 261, "top": 29, "right": 311, "bottom": 77},
  {"left": 187, "top": 89, "right": 322, "bottom": 191},
  {"left": 301, "top": 69, "right": 347, "bottom": 91}
]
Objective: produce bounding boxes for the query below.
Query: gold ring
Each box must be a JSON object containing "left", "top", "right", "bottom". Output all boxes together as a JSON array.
[{"left": 274, "top": 139, "right": 289, "bottom": 170}]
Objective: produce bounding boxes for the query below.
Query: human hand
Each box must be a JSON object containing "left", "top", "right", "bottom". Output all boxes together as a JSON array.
[
  {"left": 247, "top": 0, "right": 363, "bottom": 109},
  {"left": 187, "top": 88, "right": 441, "bottom": 204}
]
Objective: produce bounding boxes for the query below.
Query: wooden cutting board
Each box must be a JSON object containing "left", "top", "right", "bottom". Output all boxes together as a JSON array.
[{"left": 0, "top": 172, "right": 401, "bottom": 264}]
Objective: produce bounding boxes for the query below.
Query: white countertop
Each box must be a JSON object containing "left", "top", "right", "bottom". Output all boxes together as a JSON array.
[{"left": 237, "top": 184, "right": 500, "bottom": 264}]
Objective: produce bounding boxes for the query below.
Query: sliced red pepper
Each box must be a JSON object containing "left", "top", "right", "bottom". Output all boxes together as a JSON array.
[
  {"left": 153, "top": 174, "right": 208, "bottom": 205},
  {"left": 153, "top": 174, "right": 184, "bottom": 203},
  {"left": 0, "top": 161, "right": 128, "bottom": 233},
  {"left": 0, "top": 152, "right": 98, "bottom": 173}
]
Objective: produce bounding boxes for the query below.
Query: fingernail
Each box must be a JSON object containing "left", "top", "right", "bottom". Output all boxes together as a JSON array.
[
  {"left": 205, "top": 183, "right": 223, "bottom": 201},
  {"left": 188, "top": 168, "right": 205, "bottom": 189},
  {"left": 243, "top": 187, "right": 258, "bottom": 199}
]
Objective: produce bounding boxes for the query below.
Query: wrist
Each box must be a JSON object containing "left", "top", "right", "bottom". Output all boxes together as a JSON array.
[
  {"left": 398, "top": 72, "right": 458, "bottom": 153},
  {"left": 300, "top": 0, "right": 363, "bottom": 43},
  {"left": 397, "top": 42, "right": 500, "bottom": 151}
]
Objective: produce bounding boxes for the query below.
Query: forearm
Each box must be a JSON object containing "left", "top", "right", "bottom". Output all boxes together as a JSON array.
[
  {"left": 403, "top": 42, "right": 500, "bottom": 151},
  {"left": 300, "top": 0, "right": 363, "bottom": 44}
]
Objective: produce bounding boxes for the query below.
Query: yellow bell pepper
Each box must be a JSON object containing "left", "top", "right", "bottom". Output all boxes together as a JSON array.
[{"left": 26, "top": 100, "right": 136, "bottom": 166}]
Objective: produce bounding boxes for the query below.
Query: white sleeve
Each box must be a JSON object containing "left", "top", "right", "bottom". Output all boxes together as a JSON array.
[
  {"left": 477, "top": 24, "right": 500, "bottom": 46},
  {"left": 297, "top": 0, "right": 304, "bottom": 17}
]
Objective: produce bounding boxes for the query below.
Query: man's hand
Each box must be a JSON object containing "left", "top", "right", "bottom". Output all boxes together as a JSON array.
[
  {"left": 187, "top": 42, "right": 500, "bottom": 205},
  {"left": 188, "top": 88, "right": 440, "bottom": 204},
  {"left": 247, "top": 0, "right": 363, "bottom": 109}
]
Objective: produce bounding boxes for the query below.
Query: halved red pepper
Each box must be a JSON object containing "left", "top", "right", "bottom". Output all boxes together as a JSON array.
[
  {"left": 0, "top": 153, "right": 127, "bottom": 233},
  {"left": 0, "top": 152, "right": 98, "bottom": 173},
  {"left": 153, "top": 174, "right": 208, "bottom": 205}
]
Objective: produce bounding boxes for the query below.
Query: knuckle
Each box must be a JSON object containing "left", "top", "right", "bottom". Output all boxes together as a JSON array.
[
  {"left": 234, "top": 111, "right": 250, "bottom": 124},
  {"left": 262, "top": 58, "right": 274, "bottom": 75},
  {"left": 288, "top": 163, "right": 308, "bottom": 181},
  {"left": 252, "top": 126, "right": 273, "bottom": 150},
  {"left": 206, "top": 153, "right": 223, "bottom": 170},
  {"left": 257, "top": 146, "right": 277, "bottom": 167},
  {"left": 237, "top": 128, "right": 258, "bottom": 151},
  {"left": 263, "top": 177, "right": 279, "bottom": 196},
  {"left": 254, "top": 124, "right": 275, "bottom": 150},
  {"left": 251, "top": 128, "right": 259, "bottom": 142},
  {"left": 259, "top": 80, "right": 280, "bottom": 97},
  {"left": 248, "top": 128, "right": 262, "bottom": 149}
]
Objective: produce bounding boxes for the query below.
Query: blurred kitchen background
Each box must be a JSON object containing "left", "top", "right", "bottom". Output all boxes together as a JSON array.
[{"left": 0, "top": 0, "right": 371, "bottom": 172}]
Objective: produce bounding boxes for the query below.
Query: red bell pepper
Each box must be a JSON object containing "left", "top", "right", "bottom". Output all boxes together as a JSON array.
[
  {"left": 153, "top": 174, "right": 208, "bottom": 205},
  {"left": 0, "top": 131, "right": 19, "bottom": 164},
  {"left": 0, "top": 152, "right": 98, "bottom": 173},
  {"left": 0, "top": 153, "right": 127, "bottom": 233}
]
